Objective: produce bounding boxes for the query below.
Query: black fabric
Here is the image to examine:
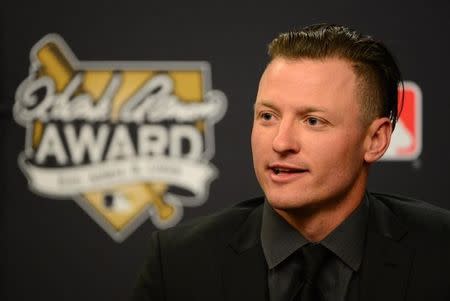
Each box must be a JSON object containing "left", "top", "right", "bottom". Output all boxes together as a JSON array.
[
  {"left": 132, "top": 193, "right": 450, "bottom": 301},
  {"left": 261, "top": 197, "right": 368, "bottom": 301},
  {"left": 295, "top": 243, "right": 332, "bottom": 301}
]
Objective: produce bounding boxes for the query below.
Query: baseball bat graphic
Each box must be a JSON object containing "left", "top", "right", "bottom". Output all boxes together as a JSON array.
[{"left": 32, "top": 39, "right": 176, "bottom": 225}]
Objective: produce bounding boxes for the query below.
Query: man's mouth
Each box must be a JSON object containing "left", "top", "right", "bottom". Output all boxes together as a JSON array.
[{"left": 270, "top": 166, "right": 308, "bottom": 175}]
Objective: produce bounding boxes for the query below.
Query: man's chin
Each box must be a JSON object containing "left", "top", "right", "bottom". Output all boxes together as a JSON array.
[
  {"left": 265, "top": 196, "right": 309, "bottom": 210},
  {"left": 265, "top": 194, "right": 329, "bottom": 213}
]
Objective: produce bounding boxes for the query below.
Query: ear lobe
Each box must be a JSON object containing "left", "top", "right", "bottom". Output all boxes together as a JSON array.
[{"left": 364, "top": 118, "right": 392, "bottom": 163}]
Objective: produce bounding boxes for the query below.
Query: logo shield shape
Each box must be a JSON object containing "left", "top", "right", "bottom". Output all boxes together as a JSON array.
[
  {"left": 382, "top": 81, "right": 422, "bottom": 161},
  {"left": 13, "top": 34, "right": 227, "bottom": 242}
]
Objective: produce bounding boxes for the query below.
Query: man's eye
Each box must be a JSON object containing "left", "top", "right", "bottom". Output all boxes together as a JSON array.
[
  {"left": 306, "top": 117, "right": 321, "bottom": 126},
  {"left": 261, "top": 112, "right": 273, "bottom": 121}
]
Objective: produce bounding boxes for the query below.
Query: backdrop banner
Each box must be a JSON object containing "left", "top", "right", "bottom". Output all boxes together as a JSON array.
[{"left": 2, "top": 1, "right": 449, "bottom": 300}]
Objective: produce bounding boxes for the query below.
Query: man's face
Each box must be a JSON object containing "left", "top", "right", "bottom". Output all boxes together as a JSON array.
[{"left": 251, "top": 57, "right": 370, "bottom": 211}]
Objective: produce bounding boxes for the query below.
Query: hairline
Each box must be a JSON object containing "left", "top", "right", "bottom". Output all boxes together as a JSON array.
[{"left": 266, "top": 54, "right": 379, "bottom": 128}]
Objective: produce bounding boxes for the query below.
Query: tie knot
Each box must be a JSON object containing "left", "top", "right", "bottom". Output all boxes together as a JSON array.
[{"left": 299, "top": 243, "right": 331, "bottom": 281}]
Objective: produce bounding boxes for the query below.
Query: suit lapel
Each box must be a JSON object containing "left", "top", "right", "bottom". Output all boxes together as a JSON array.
[
  {"left": 359, "top": 194, "right": 414, "bottom": 301},
  {"left": 222, "top": 204, "right": 269, "bottom": 301}
]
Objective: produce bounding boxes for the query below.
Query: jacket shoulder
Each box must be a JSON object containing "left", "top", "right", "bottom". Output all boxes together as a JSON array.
[
  {"left": 370, "top": 192, "right": 450, "bottom": 231},
  {"left": 132, "top": 197, "right": 265, "bottom": 300},
  {"left": 158, "top": 196, "right": 264, "bottom": 248}
]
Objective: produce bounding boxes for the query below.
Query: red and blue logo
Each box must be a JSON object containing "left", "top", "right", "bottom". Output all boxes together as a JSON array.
[{"left": 381, "top": 81, "right": 422, "bottom": 161}]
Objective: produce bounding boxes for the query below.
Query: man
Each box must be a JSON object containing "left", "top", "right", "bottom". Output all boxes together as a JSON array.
[{"left": 132, "top": 24, "right": 450, "bottom": 300}]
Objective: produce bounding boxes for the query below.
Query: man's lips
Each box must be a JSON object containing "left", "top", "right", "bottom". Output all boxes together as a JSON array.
[
  {"left": 267, "top": 164, "right": 309, "bottom": 183},
  {"left": 268, "top": 163, "right": 309, "bottom": 175}
]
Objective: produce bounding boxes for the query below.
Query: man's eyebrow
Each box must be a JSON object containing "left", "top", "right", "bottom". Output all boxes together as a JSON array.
[
  {"left": 253, "top": 101, "right": 277, "bottom": 111},
  {"left": 297, "top": 106, "right": 328, "bottom": 114},
  {"left": 254, "top": 101, "right": 327, "bottom": 114}
]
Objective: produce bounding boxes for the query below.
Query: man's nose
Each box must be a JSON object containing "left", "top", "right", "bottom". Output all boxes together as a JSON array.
[{"left": 272, "top": 120, "right": 300, "bottom": 154}]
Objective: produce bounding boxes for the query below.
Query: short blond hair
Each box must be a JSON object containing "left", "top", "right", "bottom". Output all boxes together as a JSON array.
[{"left": 268, "top": 23, "right": 403, "bottom": 128}]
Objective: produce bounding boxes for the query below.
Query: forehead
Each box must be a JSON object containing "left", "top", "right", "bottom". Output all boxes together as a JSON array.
[
  {"left": 260, "top": 57, "right": 357, "bottom": 90},
  {"left": 256, "top": 57, "right": 360, "bottom": 111}
]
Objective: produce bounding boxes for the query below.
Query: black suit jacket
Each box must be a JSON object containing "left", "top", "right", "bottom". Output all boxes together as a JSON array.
[{"left": 132, "top": 193, "right": 450, "bottom": 300}]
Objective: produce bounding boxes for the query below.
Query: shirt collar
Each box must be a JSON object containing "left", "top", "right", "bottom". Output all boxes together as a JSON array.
[
  {"left": 261, "top": 201, "right": 308, "bottom": 269},
  {"left": 260, "top": 194, "right": 369, "bottom": 271},
  {"left": 321, "top": 195, "right": 369, "bottom": 271}
]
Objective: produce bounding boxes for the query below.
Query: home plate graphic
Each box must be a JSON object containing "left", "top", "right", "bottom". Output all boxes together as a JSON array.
[{"left": 13, "top": 34, "right": 228, "bottom": 242}]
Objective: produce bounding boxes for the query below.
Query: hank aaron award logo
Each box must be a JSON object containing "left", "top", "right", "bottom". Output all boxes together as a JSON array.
[
  {"left": 13, "top": 34, "right": 227, "bottom": 242},
  {"left": 382, "top": 81, "right": 422, "bottom": 161}
]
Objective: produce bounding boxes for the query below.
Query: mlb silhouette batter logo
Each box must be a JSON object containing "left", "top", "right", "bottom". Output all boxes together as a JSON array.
[{"left": 382, "top": 81, "right": 422, "bottom": 161}]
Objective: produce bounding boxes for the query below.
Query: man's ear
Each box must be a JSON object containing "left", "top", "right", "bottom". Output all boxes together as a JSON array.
[{"left": 364, "top": 117, "right": 392, "bottom": 163}]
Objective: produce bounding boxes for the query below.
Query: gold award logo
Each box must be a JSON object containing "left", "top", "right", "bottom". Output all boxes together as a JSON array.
[{"left": 13, "top": 34, "right": 227, "bottom": 242}]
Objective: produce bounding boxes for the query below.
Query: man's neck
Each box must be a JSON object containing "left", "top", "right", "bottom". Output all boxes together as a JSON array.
[{"left": 273, "top": 182, "right": 367, "bottom": 242}]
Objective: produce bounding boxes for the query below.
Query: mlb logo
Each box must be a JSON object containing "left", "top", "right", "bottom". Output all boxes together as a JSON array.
[{"left": 381, "top": 81, "right": 422, "bottom": 161}]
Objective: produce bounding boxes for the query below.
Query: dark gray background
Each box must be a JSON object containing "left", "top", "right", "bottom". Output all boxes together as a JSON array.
[{"left": 2, "top": 0, "right": 450, "bottom": 300}]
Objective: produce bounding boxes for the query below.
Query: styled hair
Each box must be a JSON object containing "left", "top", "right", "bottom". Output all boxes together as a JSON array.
[{"left": 268, "top": 23, "right": 403, "bottom": 129}]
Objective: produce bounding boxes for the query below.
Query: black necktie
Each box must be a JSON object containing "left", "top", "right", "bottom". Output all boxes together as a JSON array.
[{"left": 295, "top": 243, "right": 331, "bottom": 301}]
